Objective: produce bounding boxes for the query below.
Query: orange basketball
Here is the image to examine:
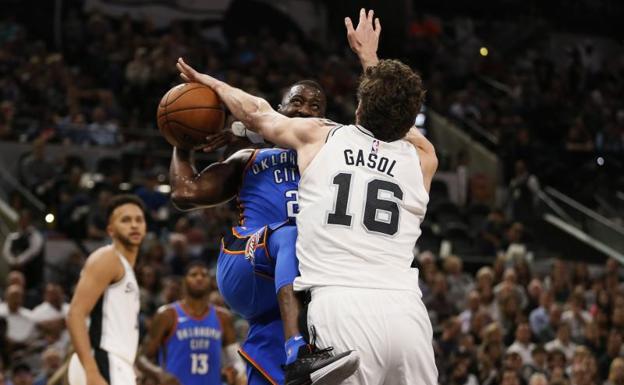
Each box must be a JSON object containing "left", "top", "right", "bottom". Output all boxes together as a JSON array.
[{"left": 157, "top": 83, "right": 225, "bottom": 149}]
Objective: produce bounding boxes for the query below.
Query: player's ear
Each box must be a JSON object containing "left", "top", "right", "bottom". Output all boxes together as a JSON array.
[{"left": 106, "top": 222, "right": 114, "bottom": 238}]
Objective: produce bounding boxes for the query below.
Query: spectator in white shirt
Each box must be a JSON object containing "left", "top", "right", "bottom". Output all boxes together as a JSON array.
[
  {"left": 545, "top": 322, "right": 577, "bottom": 361},
  {"left": 507, "top": 322, "right": 536, "bottom": 365},
  {"left": 561, "top": 292, "right": 592, "bottom": 342},
  {"left": 30, "top": 283, "right": 69, "bottom": 353},
  {"left": 0, "top": 284, "right": 37, "bottom": 345}
]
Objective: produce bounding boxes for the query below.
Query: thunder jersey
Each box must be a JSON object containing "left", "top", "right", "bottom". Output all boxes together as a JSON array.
[
  {"left": 158, "top": 302, "right": 222, "bottom": 385},
  {"left": 89, "top": 251, "right": 140, "bottom": 363},
  {"left": 235, "top": 148, "right": 299, "bottom": 232},
  {"left": 294, "top": 125, "right": 429, "bottom": 293}
]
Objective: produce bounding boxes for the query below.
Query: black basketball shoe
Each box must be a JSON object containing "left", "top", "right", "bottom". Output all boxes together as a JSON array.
[{"left": 284, "top": 334, "right": 360, "bottom": 385}]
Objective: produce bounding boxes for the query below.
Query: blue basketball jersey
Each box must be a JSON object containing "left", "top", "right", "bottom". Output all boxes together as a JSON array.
[
  {"left": 158, "top": 302, "right": 222, "bottom": 385},
  {"left": 236, "top": 148, "right": 299, "bottom": 232}
]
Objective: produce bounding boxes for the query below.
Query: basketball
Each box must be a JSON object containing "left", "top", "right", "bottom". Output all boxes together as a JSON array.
[{"left": 157, "top": 83, "right": 225, "bottom": 149}]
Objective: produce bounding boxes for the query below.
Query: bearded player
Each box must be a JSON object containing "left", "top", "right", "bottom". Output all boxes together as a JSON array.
[{"left": 137, "top": 261, "right": 246, "bottom": 385}]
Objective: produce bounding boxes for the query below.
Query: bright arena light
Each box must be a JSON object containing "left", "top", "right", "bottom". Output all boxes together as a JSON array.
[
  {"left": 480, "top": 47, "right": 489, "bottom": 56},
  {"left": 45, "top": 213, "right": 55, "bottom": 223},
  {"left": 597, "top": 157, "right": 605, "bottom": 166}
]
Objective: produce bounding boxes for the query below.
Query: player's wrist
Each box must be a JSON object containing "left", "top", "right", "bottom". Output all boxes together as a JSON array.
[
  {"left": 359, "top": 54, "right": 379, "bottom": 68},
  {"left": 84, "top": 364, "right": 101, "bottom": 377}
]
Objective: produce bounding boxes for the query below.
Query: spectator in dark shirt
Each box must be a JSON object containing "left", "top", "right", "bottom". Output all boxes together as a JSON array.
[{"left": 2, "top": 210, "right": 44, "bottom": 291}]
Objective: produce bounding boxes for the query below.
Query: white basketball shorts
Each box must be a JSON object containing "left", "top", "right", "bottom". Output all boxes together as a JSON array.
[
  {"left": 307, "top": 287, "right": 438, "bottom": 385},
  {"left": 68, "top": 350, "right": 136, "bottom": 385}
]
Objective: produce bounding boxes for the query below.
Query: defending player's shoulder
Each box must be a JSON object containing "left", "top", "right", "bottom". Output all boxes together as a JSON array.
[
  {"left": 82, "top": 245, "right": 125, "bottom": 282},
  {"left": 304, "top": 118, "right": 339, "bottom": 143}
]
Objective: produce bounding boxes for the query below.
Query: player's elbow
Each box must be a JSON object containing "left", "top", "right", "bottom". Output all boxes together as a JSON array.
[
  {"left": 66, "top": 306, "right": 84, "bottom": 330},
  {"left": 428, "top": 151, "right": 439, "bottom": 173},
  {"left": 170, "top": 190, "right": 200, "bottom": 211},
  {"left": 171, "top": 185, "right": 225, "bottom": 211}
]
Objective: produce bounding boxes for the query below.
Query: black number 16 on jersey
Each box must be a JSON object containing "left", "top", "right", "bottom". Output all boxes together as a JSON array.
[{"left": 326, "top": 172, "right": 404, "bottom": 236}]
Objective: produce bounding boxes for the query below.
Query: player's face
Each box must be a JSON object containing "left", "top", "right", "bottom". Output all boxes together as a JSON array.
[
  {"left": 185, "top": 266, "right": 211, "bottom": 298},
  {"left": 278, "top": 85, "right": 326, "bottom": 118},
  {"left": 108, "top": 203, "right": 147, "bottom": 247}
]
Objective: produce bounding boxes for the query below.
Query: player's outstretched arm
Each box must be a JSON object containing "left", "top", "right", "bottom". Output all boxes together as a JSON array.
[
  {"left": 136, "top": 307, "right": 181, "bottom": 385},
  {"left": 346, "top": 8, "right": 381, "bottom": 70},
  {"left": 404, "top": 127, "right": 438, "bottom": 192},
  {"left": 217, "top": 307, "right": 247, "bottom": 385},
  {"left": 169, "top": 147, "right": 251, "bottom": 210},
  {"left": 176, "top": 58, "right": 330, "bottom": 151},
  {"left": 66, "top": 248, "right": 124, "bottom": 385}
]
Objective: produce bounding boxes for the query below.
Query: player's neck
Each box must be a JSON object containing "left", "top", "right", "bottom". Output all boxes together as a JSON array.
[
  {"left": 181, "top": 297, "right": 209, "bottom": 317},
  {"left": 111, "top": 241, "right": 139, "bottom": 266}
]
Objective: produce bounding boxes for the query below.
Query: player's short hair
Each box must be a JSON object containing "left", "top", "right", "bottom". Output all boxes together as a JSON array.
[
  {"left": 184, "top": 260, "right": 209, "bottom": 275},
  {"left": 292, "top": 79, "right": 325, "bottom": 95},
  {"left": 357, "top": 59, "right": 426, "bottom": 142},
  {"left": 106, "top": 194, "right": 146, "bottom": 222}
]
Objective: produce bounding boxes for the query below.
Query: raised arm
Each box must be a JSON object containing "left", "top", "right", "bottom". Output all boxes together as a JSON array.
[
  {"left": 175, "top": 59, "right": 330, "bottom": 152},
  {"left": 136, "top": 307, "right": 181, "bottom": 385},
  {"left": 404, "top": 127, "right": 438, "bottom": 192},
  {"left": 346, "top": 8, "right": 381, "bottom": 70},
  {"left": 169, "top": 147, "right": 251, "bottom": 210}
]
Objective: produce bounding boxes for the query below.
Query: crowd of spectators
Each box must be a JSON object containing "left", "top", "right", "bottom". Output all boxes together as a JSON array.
[{"left": 1, "top": 3, "right": 623, "bottom": 385}]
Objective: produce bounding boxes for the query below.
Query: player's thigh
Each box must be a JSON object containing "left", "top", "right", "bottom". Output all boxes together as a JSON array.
[
  {"left": 247, "top": 366, "right": 276, "bottom": 385},
  {"left": 217, "top": 243, "right": 277, "bottom": 319},
  {"left": 307, "top": 289, "right": 387, "bottom": 385},
  {"left": 384, "top": 293, "right": 437, "bottom": 385}
]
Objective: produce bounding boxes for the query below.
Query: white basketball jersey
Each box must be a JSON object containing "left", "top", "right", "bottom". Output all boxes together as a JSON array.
[
  {"left": 89, "top": 251, "right": 140, "bottom": 363},
  {"left": 293, "top": 125, "right": 429, "bottom": 293}
]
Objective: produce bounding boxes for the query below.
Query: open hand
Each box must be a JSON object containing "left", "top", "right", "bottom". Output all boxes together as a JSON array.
[
  {"left": 345, "top": 9, "right": 381, "bottom": 67},
  {"left": 176, "top": 58, "right": 221, "bottom": 90}
]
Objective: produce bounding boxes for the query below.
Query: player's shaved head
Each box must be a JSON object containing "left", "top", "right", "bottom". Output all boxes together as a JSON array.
[{"left": 278, "top": 80, "right": 327, "bottom": 118}]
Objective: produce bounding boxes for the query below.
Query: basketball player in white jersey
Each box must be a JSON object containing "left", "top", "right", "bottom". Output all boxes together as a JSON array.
[
  {"left": 66, "top": 195, "right": 147, "bottom": 385},
  {"left": 176, "top": 10, "right": 438, "bottom": 384}
]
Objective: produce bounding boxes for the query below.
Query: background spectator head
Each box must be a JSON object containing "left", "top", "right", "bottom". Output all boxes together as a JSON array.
[
  {"left": 43, "top": 283, "right": 64, "bottom": 308},
  {"left": 4, "top": 284, "right": 24, "bottom": 312},
  {"left": 10, "top": 363, "right": 33, "bottom": 385},
  {"left": 6, "top": 271, "right": 26, "bottom": 289}
]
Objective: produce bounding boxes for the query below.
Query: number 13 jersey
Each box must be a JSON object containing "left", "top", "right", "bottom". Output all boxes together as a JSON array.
[
  {"left": 158, "top": 302, "right": 222, "bottom": 385},
  {"left": 294, "top": 125, "right": 429, "bottom": 294}
]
